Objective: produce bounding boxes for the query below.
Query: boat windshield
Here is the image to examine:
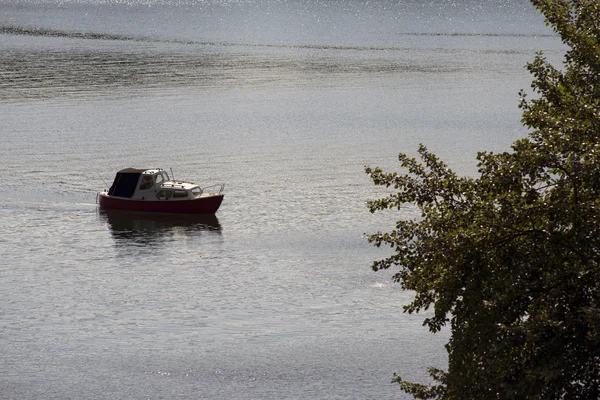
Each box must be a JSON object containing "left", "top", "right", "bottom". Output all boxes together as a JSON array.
[
  {"left": 155, "top": 172, "right": 170, "bottom": 184},
  {"left": 139, "top": 175, "right": 154, "bottom": 190}
]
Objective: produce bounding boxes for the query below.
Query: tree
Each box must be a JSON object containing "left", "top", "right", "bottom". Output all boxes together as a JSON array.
[{"left": 365, "top": 1, "right": 600, "bottom": 398}]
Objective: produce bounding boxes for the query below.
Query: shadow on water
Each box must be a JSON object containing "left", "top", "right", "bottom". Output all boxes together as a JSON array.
[{"left": 99, "top": 209, "right": 221, "bottom": 246}]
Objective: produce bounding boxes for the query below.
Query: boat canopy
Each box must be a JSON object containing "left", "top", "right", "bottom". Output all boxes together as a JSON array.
[
  {"left": 108, "top": 168, "right": 148, "bottom": 198},
  {"left": 117, "top": 168, "right": 147, "bottom": 174}
]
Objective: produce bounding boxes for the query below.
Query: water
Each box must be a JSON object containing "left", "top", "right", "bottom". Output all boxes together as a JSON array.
[{"left": 0, "top": 1, "right": 563, "bottom": 398}]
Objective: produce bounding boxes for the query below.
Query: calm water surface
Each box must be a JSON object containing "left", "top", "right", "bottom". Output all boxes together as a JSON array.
[{"left": 1, "top": 1, "right": 563, "bottom": 398}]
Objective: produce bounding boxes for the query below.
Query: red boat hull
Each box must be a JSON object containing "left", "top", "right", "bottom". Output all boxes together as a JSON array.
[{"left": 98, "top": 193, "right": 224, "bottom": 214}]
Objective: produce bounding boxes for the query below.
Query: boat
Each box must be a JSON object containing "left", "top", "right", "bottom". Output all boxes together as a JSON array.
[{"left": 97, "top": 168, "right": 224, "bottom": 214}]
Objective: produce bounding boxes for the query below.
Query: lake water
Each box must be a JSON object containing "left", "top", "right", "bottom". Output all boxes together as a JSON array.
[{"left": 0, "top": 1, "right": 563, "bottom": 398}]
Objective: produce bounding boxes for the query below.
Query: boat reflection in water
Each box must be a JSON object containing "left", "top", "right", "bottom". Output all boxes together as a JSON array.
[{"left": 99, "top": 209, "right": 221, "bottom": 246}]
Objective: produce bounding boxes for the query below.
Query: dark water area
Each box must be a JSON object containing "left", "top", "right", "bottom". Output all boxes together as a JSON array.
[{"left": 0, "top": 1, "right": 564, "bottom": 399}]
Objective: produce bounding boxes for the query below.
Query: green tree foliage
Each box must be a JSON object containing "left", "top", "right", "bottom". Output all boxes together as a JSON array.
[{"left": 365, "top": 1, "right": 600, "bottom": 398}]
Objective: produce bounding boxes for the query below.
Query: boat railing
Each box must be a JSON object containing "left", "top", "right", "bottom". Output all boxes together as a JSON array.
[{"left": 199, "top": 183, "right": 225, "bottom": 196}]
